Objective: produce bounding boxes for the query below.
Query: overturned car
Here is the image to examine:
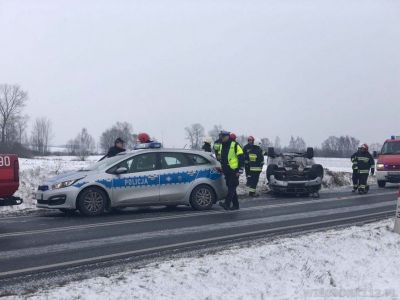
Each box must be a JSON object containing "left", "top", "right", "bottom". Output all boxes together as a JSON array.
[{"left": 266, "top": 147, "right": 324, "bottom": 196}]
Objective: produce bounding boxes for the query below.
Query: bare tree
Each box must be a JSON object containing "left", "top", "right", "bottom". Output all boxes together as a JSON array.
[
  {"left": 185, "top": 123, "right": 205, "bottom": 150},
  {"left": 99, "top": 122, "right": 135, "bottom": 153},
  {"left": 260, "top": 137, "right": 273, "bottom": 150},
  {"left": 67, "top": 128, "right": 95, "bottom": 160},
  {"left": 30, "top": 117, "right": 53, "bottom": 155},
  {"left": 274, "top": 136, "right": 281, "bottom": 150},
  {"left": 0, "top": 84, "right": 28, "bottom": 144},
  {"left": 288, "top": 136, "right": 307, "bottom": 151},
  {"left": 208, "top": 124, "right": 223, "bottom": 141},
  {"left": 321, "top": 135, "right": 359, "bottom": 157}
]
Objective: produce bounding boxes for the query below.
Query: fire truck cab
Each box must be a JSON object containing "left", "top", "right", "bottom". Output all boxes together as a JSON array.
[
  {"left": 0, "top": 154, "right": 23, "bottom": 206},
  {"left": 375, "top": 136, "right": 400, "bottom": 188}
]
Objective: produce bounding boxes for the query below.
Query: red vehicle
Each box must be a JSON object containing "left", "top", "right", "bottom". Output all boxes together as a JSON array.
[
  {"left": 0, "top": 154, "right": 23, "bottom": 206},
  {"left": 375, "top": 136, "right": 400, "bottom": 188}
]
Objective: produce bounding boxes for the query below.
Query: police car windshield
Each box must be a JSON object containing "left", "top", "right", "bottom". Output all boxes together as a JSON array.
[
  {"left": 381, "top": 142, "right": 400, "bottom": 155},
  {"left": 83, "top": 154, "right": 128, "bottom": 171}
]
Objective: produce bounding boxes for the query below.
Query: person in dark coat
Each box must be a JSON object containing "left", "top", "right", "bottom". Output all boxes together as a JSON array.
[
  {"left": 350, "top": 144, "right": 375, "bottom": 194},
  {"left": 99, "top": 137, "right": 126, "bottom": 161},
  {"left": 202, "top": 137, "right": 212, "bottom": 153}
]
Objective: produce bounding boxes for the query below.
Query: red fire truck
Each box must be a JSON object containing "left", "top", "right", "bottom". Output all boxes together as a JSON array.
[
  {"left": 0, "top": 154, "right": 23, "bottom": 206},
  {"left": 375, "top": 136, "right": 400, "bottom": 188}
]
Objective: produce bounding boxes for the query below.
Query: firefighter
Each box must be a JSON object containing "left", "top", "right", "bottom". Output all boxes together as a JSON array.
[
  {"left": 219, "top": 131, "right": 244, "bottom": 211},
  {"left": 243, "top": 136, "right": 255, "bottom": 185},
  {"left": 230, "top": 132, "right": 237, "bottom": 142},
  {"left": 138, "top": 132, "right": 152, "bottom": 144},
  {"left": 202, "top": 137, "right": 212, "bottom": 153},
  {"left": 100, "top": 137, "right": 126, "bottom": 161},
  {"left": 351, "top": 144, "right": 375, "bottom": 194},
  {"left": 351, "top": 147, "right": 361, "bottom": 192},
  {"left": 244, "top": 139, "right": 264, "bottom": 197}
]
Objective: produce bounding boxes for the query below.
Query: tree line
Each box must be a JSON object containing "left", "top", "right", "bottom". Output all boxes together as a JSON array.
[{"left": 184, "top": 123, "right": 382, "bottom": 158}]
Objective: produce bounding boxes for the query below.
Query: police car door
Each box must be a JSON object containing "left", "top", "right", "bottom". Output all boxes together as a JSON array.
[
  {"left": 111, "top": 153, "right": 160, "bottom": 206},
  {"left": 159, "top": 152, "right": 196, "bottom": 203}
]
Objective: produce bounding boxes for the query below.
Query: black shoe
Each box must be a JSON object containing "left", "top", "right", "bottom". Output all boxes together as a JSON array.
[
  {"left": 219, "top": 202, "right": 229, "bottom": 210},
  {"left": 230, "top": 206, "right": 239, "bottom": 211}
]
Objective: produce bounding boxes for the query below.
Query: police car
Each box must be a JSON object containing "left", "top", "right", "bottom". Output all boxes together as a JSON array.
[{"left": 36, "top": 144, "right": 227, "bottom": 216}]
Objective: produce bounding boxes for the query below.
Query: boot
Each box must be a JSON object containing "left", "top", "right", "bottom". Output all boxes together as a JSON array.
[{"left": 219, "top": 202, "right": 229, "bottom": 211}]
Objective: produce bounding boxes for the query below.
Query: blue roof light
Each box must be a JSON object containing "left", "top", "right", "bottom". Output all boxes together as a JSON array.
[{"left": 134, "top": 142, "right": 163, "bottom": 150}]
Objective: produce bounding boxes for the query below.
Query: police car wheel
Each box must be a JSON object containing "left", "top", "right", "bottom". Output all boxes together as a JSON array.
[
  {"left": 190, "top": 185, "right": 215, "bottom": 210},
  {"left": 77, "top": 187, "right": 107, "bottom": 216}
]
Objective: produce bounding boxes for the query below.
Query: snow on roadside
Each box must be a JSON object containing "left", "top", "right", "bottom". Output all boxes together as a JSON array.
[
  {"left": 0, "top": 156, "right": 367, "bottom": 215},
  {"left": 0, "top": 156, "right": 100, "bottom": 215},
  {"left": 6, "top": 219, "right": 400, "bottom": 300}
]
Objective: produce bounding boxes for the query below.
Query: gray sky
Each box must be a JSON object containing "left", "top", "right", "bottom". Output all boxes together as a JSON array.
[{"left": 1, "top": 0, "right": 399, "bottom": 148}]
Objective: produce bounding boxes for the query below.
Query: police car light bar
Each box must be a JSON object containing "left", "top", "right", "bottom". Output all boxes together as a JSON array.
[{"left": 134, "top": 142, "right": 163, "bottom": 150}]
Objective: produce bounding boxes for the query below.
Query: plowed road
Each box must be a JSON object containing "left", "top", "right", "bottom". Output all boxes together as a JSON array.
[{"left": 0, "top": 187, "right": 397, "bottom": 289}]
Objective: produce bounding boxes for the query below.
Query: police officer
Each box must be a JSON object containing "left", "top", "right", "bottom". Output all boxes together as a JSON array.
[
  {"left": 244, "top": 139, "right": 264, "bottom": 197},
  {"left": 219, "top": 131, "right": 244, "bottom": 210},
  {"left": 351, "top": 144, "right": 375, "bottom": 194},
  {"left": 100, "top": 137, "right": 126, "bottom": 161},
  {"left": 202, "top": 137, "right": 212, "bottom": 153},
  {"left": 243, "top": 136, "right": 255, "bottom": 185},
  {"left": 213, "top": 132, "right": 223, "bottom": 161}
]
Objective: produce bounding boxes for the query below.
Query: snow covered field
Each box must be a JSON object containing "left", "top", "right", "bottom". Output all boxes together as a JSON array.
[
  {"left": 0, "top": 156, "right": 358, "bottom": 215},
  {"left": 6, "top": 219, "right": 400, "bottom": 300}
]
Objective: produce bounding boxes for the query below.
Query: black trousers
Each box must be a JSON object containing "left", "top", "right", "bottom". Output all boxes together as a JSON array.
[
  {"left": 352, "top": 170, "right": 359, "bottom": 188},
  {"left": 245, "top": 165, "right": 250, "bottom": 185},
  {"left": 224, "top": 169, "right": 239, "bottom": 209},
  {"left": 248, "top": 171, "right": 261, "bottom": 194},
  {"left": 358, "top": 173, "right": 369, "bottom": 190}
]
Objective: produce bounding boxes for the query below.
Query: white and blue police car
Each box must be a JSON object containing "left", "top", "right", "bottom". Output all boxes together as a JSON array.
[{"left": 36, "top": 144, "right": 228, "bottom": 216}]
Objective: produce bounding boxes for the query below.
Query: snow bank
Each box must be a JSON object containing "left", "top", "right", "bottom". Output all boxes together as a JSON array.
[
  {"left": 0, "top": 156, "right": 100, "bottom": 215},
  {"left": 8, "top": 219, "right": 400, "bottom": 300},
  {"left": 0, "top": 156, "right": 358, "bottom": 214}
]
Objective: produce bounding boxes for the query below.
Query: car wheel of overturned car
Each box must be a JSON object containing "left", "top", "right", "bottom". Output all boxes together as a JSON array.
[
  {"left": 306, "top": 147, "right": 314, "bottom": 159},
  {"left": 310, "top": 164, "right": 324, "bottom": 179},
  {"left": 77, "top": 187, "right": 107, "bottom": 216},
  {"left": 266, "top": 164, "right": 279, "bottom": 181},
  {"left": 267, "top": 147, "right": 276, "bottom": 158},
  {"left": 190, "top": 185, "right": 215, "bottom": 211}
]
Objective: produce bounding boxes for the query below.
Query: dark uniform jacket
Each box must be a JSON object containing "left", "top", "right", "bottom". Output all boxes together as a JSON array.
[
  {"left": 244, "top": 144, "right": 264, "bottom": 172},
  {"left": 202, "top": 142, "right": 212, "bottom": 153},
  {"left": 351, "top": 151, "right": 375, "bottom": 173}
]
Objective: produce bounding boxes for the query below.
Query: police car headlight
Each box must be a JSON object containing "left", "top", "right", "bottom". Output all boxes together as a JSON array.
[
  {"left": 376, "top": 164, "right": 385, "bottom": 170},
  {"left": 52, "top": 178, "right": 84, "bottom": 190}
]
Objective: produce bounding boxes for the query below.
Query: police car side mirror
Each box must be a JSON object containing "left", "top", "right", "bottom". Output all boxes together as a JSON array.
[{"left": 115, "top": 167, "right": 128, "bottom": 175}]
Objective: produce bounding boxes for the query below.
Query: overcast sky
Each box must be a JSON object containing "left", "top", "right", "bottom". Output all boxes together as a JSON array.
[{"left": 0, "top": 0, "right": 399, "bottom": 148}]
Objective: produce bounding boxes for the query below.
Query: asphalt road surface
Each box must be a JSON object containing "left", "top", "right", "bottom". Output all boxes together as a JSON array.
[{"left": 0, "top": 186, "right": 398, "bottom": 293}]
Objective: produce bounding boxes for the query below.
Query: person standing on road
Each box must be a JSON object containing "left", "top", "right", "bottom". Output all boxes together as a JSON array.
[
  {"left": 219, "top": 131, "right": 244, "bottom": 211},
  {"left": 213, "top": 132, "right": 223, "bottom": 161},
  {"left": 351, "top": 144, "right": 375, "bottom": 194},
  {"left": 351, "top": 147, "right": 361, "bottom": 192},
  {"left": 243, "top": 136, "right": 255, "bottom": 186},
  {"left": 100, "top": 137, "right": 126, "bottom": 161},
  {"left": 244, "top": 140, "right": 264, "bottom": 197}
]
